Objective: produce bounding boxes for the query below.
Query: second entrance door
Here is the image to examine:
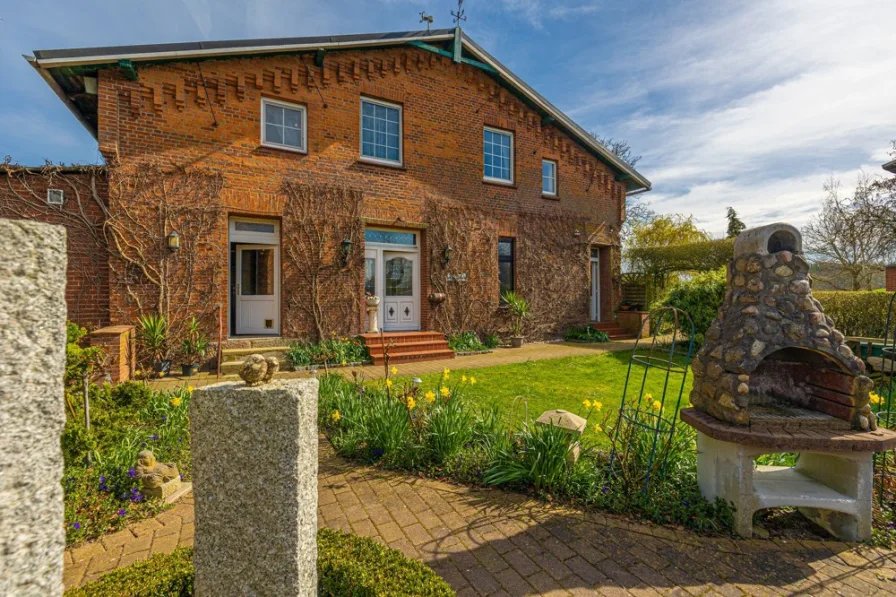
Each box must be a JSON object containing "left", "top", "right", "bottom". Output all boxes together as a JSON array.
[{"left": 382, "top": 251, "right": 419, "bottom": 331}]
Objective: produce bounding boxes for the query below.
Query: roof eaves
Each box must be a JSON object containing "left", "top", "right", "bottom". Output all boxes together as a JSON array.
[
  {"left": 460, "top": 33, "right": 651, "bottom": 194},
  {"left": 884, "top": 159, "right": 896, "bottom": 174}
]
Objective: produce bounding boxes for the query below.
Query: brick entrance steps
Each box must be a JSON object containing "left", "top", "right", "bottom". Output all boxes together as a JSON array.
[
  {"left": 220, "top": 345, "right": 291, "bottom": 375},
  {"left": 592, "top": 321, "right": 636, "bottom": 341},
  {"left": 360, "top": 331, "right": 455, "bottom": 365}
]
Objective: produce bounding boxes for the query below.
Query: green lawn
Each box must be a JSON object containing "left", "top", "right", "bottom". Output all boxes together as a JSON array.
[{"left": 397, "top": 350, "right": 695, "bottom": 438}]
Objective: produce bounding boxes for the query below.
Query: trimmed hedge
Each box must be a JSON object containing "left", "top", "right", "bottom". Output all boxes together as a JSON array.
[
  {"left": 813, "top": 290, "right": 893, "bottom": 338},
  {"left": 651, "top": 268, "right": 727, "bottom": 345},
  {"left": 66, "top": 529, "right": 454, "bottom": 597}
]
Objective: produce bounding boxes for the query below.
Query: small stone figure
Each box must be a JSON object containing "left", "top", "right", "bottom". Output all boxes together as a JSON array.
[
  {"left": 136, "top": 449, "right": 181, "bottom": 499},
  {"left": 239, "top": 354, "right": 280, "bottom": 386}
]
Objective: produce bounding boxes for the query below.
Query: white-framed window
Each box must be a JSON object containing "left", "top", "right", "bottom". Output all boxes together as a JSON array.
[
  {"left": 261, "top": 98, "right": 307, "bottom": 153},
  {"left": 484, "top": 127, "right": 514, "bottom": 183},
  {"left": 542, "top": 159, "right": 557, "bottom": 196},
  {"left": 46, "top": 188, "right": 65, "bottom": 206},
  {"left": 360, "top": 97, "right": 402, "bottom": 165}
]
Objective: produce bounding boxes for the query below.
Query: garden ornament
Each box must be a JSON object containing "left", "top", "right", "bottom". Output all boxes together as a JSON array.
[
  {"left": 239, "top": 354, "right": 280, "bottom": 386},
  {"left": 136, "top": 449, "right": 181, "bottom": 499}
]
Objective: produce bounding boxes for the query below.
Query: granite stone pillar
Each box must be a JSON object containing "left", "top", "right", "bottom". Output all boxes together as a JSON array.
[
  {"left": 191, "top": 378, "right": 319, "bottom": 596},
  {"left": 0, "top": 219, "right": 68, "bottom": 596}
]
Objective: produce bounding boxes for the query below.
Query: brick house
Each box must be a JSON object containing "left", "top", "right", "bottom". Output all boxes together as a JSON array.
[{"left": 12, "top": 28, "right": 650, "bottom": 363}]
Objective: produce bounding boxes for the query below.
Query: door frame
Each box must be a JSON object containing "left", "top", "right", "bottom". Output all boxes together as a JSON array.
[
  {"left": 228, "top": 217, "right": 281, "bottom": 336},
  {"left": 364, "top": 228, "right": 421, "bottom": 332},
  {"left": 590, "top": 247, "right": 601, "bottom": 322}
]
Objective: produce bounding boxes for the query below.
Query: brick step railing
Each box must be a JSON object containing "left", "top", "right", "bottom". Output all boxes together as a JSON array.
[{"left": 360, "top": 332, "right": 455, "bottom": 365}]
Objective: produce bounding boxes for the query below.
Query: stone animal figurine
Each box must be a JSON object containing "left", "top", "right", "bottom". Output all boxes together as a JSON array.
[
  {"left": 135, "top": 449, "right": 179, "bottom": 493},
  {"left": 239, "top": 354, "right": 280, "bottom": 386}
]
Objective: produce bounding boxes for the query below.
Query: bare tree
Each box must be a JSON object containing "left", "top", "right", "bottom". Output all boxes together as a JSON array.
[
  {"left": 803, "top": 175, "right": 896, "bottom": 290},
  {"left": 589, "top": 135, "right": 642, "bottom": 168}
]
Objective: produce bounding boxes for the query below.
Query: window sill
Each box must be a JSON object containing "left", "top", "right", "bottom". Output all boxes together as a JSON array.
[
  {"left": 482, "top": 178, "right": 517, "bottom": 189},
  {"left": 542, "top": 194, "right": 560, "bottom": 201},
  {"left": 259, "top": 143, "right": 307, "bottom": 155},
  {"left": 357, "top": 157, "right": 406, "bottom": 170}
]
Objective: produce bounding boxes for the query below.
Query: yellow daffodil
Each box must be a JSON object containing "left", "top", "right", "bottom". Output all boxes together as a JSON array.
[
  {"left": 331, "top": 411, "right": 342, "bottom": 422},
  {"left": 870, "top": 392, "right": 882, "bottom": 405},
  {"left": 385, "top": 379, "right": 393, "bottom": 388},
  {"left": 470, "top": 377, "right": 476, "bottom": 385},
  {"left": 593, "top": 424, "right": 603, "bottom": 433},
  {"left": 407, "top": 397, "right": 417, "bottom": 409},
  {"left": 186, "top": 386, "right": 194, "bottom": 394},
  {"left": 443, "top": 367, "right": 451, "bottom": 379},
  {"left": 170, "top": 397, "right": 182, "bottom": 407},
  {"left": 440, "top": 386, "right": 450, "bottom": 398},
  {"left": 583, "top": 399, "right": 592, "bottom": 409},
  {"left": 593, "top": 401, "right": 603, "bottom": 411},
  {"left": 342, "top": 360, "right": 347, "bottom": 367},
  {"left": 645, "top": 393, "right": 653, "bottom": 401},
  {"left": 652, "top": 400, "right": 662, "bottom": 411},
  {"left": 158, "top": 372, "right": 165, "bottom": 378},
  {"left": 391, "top": 366, "right": 398, "bottom": 375},
  {"left": 462, "top": 375, "right": 468, "bottom": 383},
  {"left": 425, "top": 390, "right": 436, "bottom": 403},
  {"left": 135, "top": 369, "right": 142, "bottom": 377}
]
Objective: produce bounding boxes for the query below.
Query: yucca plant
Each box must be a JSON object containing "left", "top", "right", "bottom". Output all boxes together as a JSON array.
[
  {"left": 137, "top": 313, "right": 170, "bottom": 375},
  {"left": 501, "top": 290, "right": 530, "bottom": 347}
]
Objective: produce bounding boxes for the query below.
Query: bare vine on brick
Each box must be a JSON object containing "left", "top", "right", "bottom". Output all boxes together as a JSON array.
[
  {"left": 281, "top": 181, "right": 363, "bottom": 341},
  {"left": 425, "top": 200, "right": 498, "bottom": 336}
]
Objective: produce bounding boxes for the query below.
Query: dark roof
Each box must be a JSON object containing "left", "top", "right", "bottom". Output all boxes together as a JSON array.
[
  {"left": 26, "top": 28, "right": 650, "bottom": 192},
  {"left": 884, "top": 159, "right": 896, "bottom": 175}
]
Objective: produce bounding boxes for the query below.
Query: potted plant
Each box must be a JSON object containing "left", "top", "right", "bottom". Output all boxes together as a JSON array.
[
  {"left": 618, "top": 300, "right": 632, "bottom": 312},
  {"left": 180, "top": 316, "right": 208, "bottom": 377},
  {"left": 501, "top": 290, "right": 530, "bottom": 348},
  {"left": 138, "top": 313, "right": 170, "bottom": 376},
  {"left": 366, "top": 293, "right": 381, "bottom": 308}
]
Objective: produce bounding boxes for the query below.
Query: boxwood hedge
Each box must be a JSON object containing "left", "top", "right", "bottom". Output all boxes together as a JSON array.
[{"left": 66, "top": 529, "right": 455, "bottom": 597}]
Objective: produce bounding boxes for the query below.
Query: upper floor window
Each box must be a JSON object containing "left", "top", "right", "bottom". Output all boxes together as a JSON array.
[
  {"left": 484, "top": 127, "right": 514, "bottom": 183},
  {"left": 361, "top": 98, "right": 402, "bottom": 165},
  {"left": 261, "top": 98, "right": 306, "bottom": 153},
  {"left": 542, "top": 159, "right": 557, "bottom": 196}
]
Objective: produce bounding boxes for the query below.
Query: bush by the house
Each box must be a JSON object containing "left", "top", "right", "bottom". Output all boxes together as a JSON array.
[
  {"left": 319, "top": 372, "right": 732, "bottom": 533},
  {"left": 482, "top": 333, "right": 501, "bottom": 349},
  {"left": 563, "top": 326, "right": 610, "bottom": 343},
  {"left": 652, "top": 268, "right": 726, "bottom": 345},
  {"left": 813, "top": 290, "right": 892, "bottom": 338},
  {"left": 285, "top": 336, "right": 369, "bottom": 368},
  {"left": 447, "top": 331, "right": 490, "bottom": 353},
  {"left": 66, "top": 530, "right": 455, "bottom": 596}
]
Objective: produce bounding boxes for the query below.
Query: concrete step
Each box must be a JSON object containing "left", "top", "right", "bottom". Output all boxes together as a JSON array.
[{"left": 221, "top": 346, "right": 290, "bottom": 363}]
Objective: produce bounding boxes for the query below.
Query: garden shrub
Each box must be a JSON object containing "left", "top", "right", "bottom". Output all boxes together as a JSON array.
[
  {"left": 285, "top": 336, "right": 368, "bottom": 368},
  {"left": 813, "top": 290, "right": 892, "bottom": 338},
  {"left": 564, "top": 326, "right": 609, "bottom": 343},
  {"left": 482, "top": 333, "right": 501, "bottom": 349},
  {"left": 652, "top": 268, "right": 726, "bottom": 344},
  {"left": 447, "top": 331, "right": 489, "bottom": 352},
  {"left": 66, "top": 530, "right": 455, "bottom": 596},
  {"left": 483, "top": 423, "right": 575, "bottom": 492}
]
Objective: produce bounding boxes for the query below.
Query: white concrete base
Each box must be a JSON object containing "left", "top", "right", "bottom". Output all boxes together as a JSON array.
[{"left": 696, "top": 432, "right": 873, "bottom": 542}]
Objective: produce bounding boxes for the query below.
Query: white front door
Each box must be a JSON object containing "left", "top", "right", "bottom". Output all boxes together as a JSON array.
[
  {"left": 235, "top": 244, "right": 280, "bottom": 335},
  {"left": 590, "top": 248, "right": 601, "bottom": 322},
  {"left": 382, "top": 251, "right": 419, "bottom": 331}
]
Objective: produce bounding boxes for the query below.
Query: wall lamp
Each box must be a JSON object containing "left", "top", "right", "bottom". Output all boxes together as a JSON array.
[
  {"left": 167, "top": 231, "right": 181, "bottom": 251},
  {"left": 340, "top": 236, "right": 353, "bottom": 266},
  {"left": 442, "top": 244, "right": 453, "bottom": 269}
]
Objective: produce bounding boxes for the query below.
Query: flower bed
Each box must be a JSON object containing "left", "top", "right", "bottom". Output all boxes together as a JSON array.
[
  {"left": 65, "top": 529, "right": 455, "bottom": 596},
  {"left": 285, "top": 337, "right": 369, "bottom": 369}
]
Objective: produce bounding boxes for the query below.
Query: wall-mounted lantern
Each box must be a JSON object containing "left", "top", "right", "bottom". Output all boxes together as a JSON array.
[
  {"left": 340, "top": 236, "right": 353, "bottom": 266},
  {"left": 167, "top": 231, "right": 181, "bottom": 251},
  {"left": 442, "top": 244, "right": 453, "bottom": 269}
]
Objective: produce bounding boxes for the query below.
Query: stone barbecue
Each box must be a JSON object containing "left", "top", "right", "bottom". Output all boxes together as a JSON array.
[{"left": 689, "top": 223, "right": 876, "bottom": 432}]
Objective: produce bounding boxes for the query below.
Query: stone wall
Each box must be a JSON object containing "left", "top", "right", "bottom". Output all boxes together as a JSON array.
[{"left": 0, "top": 219, "right": 68, "bottom": 596}]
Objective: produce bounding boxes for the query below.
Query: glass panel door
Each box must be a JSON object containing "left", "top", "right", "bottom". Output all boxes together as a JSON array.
[
  {"left": 236, "top": 245, "right": 279, "bottom": 335},
  {"left": 382, "top": 251, "right": 419, "bottom": 331}
]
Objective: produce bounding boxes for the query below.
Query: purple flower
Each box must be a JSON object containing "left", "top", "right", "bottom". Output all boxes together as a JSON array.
[
  {"left": 100, "top": 475, "right": 106, "bottom": 483},
  {"left": 118, "top": 509, "right": 127, "bottom": 516},
  {"left": 72, "top": 522, "right": 81, "bottom": 530},
  {"left": 127, "top": 468, "right": 137, "bottom": 479},
  {"left": 151, "top": 434, "right": 159, "bottom": 441}
]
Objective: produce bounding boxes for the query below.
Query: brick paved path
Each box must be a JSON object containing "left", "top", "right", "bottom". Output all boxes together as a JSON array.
[
  {"left": 151, "top": 340, "right": 635, "bottom": 391},
  {"left": 66, "top": 439, "right": 896, "bottom": 595}
]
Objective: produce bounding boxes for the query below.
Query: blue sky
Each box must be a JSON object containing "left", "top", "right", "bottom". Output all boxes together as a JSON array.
[{"left": 2, "top": 0, "right": 894, "bottom": 236}]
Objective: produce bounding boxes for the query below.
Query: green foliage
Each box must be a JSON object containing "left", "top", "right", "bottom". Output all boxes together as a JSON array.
[
  {"left": 65, "top": 322, "right": 104, "bottom": 389},
  {"left": 63, "top": 384, "right": 192, "bottom": 545},
  {"left": 285, "top": 336, "right": 368, "bottom": 368},
  {"left": 564, "top": 326, "right": 610, "bottom": 343},
  {"left": 138, "top": 314, "right": 169, "bottom": 362},
  {"left": 483, "top": 423, "right": 574, "bottom": 492},
  {"left": 426, "top": 395, "right": 473, "bottom": 465},
  {"left": 725, "top": 207, "right": 746, "bottom": 238},
  {"left": 652, "top": 268, "right": 727, "bottom": 345},
  {"left": 629, "top": 238, "right": 734, "bottom": 277},
  {"left": 813, "top": 290, "right": 892, "bottom": 338},
  {"left": 67, "top": 531, "right": 455, "bottom": 597},
  {"left": 501, "top": 290, "right": 530, "bottom": 336},
  {"left": 447, "top": 331, "right": 489, "bottom": 353},
  {"left": 179, "top": 317, "right": 208, "bottom": 365},
  {"left": 482, "top": 333, "right": 501, "bottom": 349}
]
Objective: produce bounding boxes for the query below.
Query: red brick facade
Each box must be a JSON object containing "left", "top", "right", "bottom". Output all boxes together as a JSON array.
[{"left": 14, "top": 43, "right": 633, "bottom": 341}]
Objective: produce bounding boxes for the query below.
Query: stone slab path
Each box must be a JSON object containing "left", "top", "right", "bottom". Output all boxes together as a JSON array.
[
  {"left": 66, "top": 439, "right": 896, "bottom": 596},
  {"left": 151, "top": 340, "right": 635, "bottom": 391}
]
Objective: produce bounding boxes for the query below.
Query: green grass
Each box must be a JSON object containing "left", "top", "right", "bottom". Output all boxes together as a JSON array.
[{"left": 396, "top": 350, "right": 694, "bottom": 441}]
